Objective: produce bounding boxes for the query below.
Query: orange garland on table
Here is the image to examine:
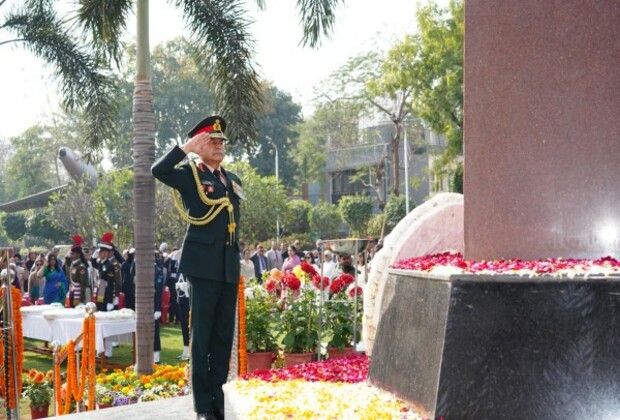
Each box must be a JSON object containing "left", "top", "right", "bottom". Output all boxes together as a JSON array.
[
  {"left": 237, "top": 275, "right": 247, "bottom": 375},
  {"left": 0, "top": 286, "right": 24, "bottom": 409},
  {"left": 87, "top": 315, "right": 96, "bottom": 409},
  {"left": 63, "top": 341, "right": 76, "bottom": 414},
  {"left": 54, "top": 314, "right": 97, "bottom": 415},
  {"left": 54, "top": 355, "right": 62, "bottom": 412}
]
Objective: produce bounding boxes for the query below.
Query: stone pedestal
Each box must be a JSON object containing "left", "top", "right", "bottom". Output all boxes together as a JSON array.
[{"left": 368, "top": 271, "right": 620, "bottom": 419}]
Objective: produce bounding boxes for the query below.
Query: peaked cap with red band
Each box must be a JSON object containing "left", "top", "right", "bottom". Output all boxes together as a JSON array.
[
  {"left": 188, "top": 115, "right": 227, "bottom": 141},
  {"left": 98, "top": 232, "right": 114, "bottom": 250},
  {"left": 71, "top": 234, "right": 84, "bottom": 253}
]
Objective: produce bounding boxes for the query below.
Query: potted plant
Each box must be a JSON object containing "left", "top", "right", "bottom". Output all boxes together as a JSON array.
[
  {"left": 323, "top": 274, "right": 362, "bottom": 359},
  {"left": 95, "top": 385, "right": 119, "bottom": 409},
  {"left": 22, "top": 369, "right": 53, "bottom": 419},
  {"left": 244, "top": 285, "right": 278, "bottom": 371},
  {"left": 272, "top": 273, "right": 320, "bottom": 366}
]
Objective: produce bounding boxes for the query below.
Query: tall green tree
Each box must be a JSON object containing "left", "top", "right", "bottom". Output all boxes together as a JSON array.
[
  {"left": 406, "top": 0, "right": 463, "bottom": 170},
  {"left": 3, "top": 126, "right": 55, "bottom": 201},
  {"left": 337, "top": 194, "right": 373, "bottom": 237},
  {"left": 108, "top": 38, "right": 217, "bottom": 168},
  {"left": 321, "top": 48, "right": 415, "bottom": 197},
  {"left": 0, "top": 1, "right": 117, "bottom": 157},
  {"left": 48, "top": 170, "right": 135, "bottom": 248},
  {"left": 246, "top": 85, "right": 303, "bottom": 191},
  {"left": 226, "top": 162, "right": 287, "bottom": 245},
  {"left": 281, "top": 199, "right": 312, "bottom": 236},
  {"left": 309, "top": 202, "right": 341, "bottom": 240},
  {"left": 76, "top": 0, "right": 344, "bottom": 374}
]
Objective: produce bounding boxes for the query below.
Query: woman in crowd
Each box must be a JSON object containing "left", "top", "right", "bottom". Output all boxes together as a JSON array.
[
  {"left": 240, "top": 249, "right": 255, "bottom": 282},
  {"left": 303, "top": 252, "right": 320, "bottom": 273},
  {"left": 28, "top": 255, "right": 44, "bottom": 303},
  {"left": 356, "top": 252, "right": 368, "bottom": 288},
  {"left": 37, "top": 252, "right": 68, "bottom": 304},
  {"left": 282, "top": 245, "right": 301, "bottom": 273}
]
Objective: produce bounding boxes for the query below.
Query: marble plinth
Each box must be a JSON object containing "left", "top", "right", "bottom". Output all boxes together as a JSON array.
[{"left": 369, "top": 270, "right": 620, "bottom": 419}]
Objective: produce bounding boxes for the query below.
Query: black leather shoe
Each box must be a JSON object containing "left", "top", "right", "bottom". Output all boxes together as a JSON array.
[
  {"left": 214, "top": 407, "right": 225, "bottom": 420},
  {"left": 196, "top": 412, "right": 217, "bottom": 420}
]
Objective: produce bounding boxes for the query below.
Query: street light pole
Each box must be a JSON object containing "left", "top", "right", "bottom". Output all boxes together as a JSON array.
[
  {"left": 267, "top": 136, "right": 280, "bottom": 242},
  {"left": 403, "top": 123, "right": 410, "bottom": 214}
]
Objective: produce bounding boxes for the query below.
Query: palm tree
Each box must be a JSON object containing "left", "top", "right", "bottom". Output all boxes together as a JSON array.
[
  {"left": 78, "top": 0, "right": 343, "bottom": 374},
  {"left": 0, "top": 1, "right": 117, "bottom": 157}
]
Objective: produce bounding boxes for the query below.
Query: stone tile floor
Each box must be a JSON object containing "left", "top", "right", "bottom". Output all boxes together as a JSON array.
[{"left": 60, "top": 395, "right": 196, "bottom": 420}]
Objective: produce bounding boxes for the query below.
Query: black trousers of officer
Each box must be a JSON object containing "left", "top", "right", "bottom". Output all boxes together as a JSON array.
[
  {"left": 187, "top": 276, "right": 238, "bottom": 413},
  {"left": 179, "top": 295, "right": 191, "bottom": 346}
]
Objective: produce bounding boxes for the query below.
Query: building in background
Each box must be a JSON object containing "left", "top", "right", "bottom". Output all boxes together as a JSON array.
[{"left": 314, "top": 120, "right": 448, "bottom": 210}]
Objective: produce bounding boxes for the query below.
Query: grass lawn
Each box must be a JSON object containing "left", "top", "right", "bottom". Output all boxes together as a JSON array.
[
  {"left": 24, "top": 322, "right": 186, "bottom": 372},
  {"left": 14, "top": 323, "right": 186, "bottom": 419}
]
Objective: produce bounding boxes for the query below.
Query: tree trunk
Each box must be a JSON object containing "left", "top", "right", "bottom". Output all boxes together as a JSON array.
[{"left": 133, "top": 0, "right": 156, "bottom": 375}]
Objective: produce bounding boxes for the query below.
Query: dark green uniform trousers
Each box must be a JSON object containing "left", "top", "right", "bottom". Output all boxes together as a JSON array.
[{"left": 188, "top": 276, "right": 238, "bottom": 413}]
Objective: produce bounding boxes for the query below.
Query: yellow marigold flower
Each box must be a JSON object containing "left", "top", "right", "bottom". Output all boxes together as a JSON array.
[
  {"left": 178, "top": 380, "right": 185, "bottom": 387},
  {"left": 144, "top": 383, "right": 152, "bottom": 389}
]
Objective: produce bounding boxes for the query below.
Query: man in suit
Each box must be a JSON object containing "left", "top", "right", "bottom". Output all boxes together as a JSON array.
[
  {"left": 250, "top": 243, "right": 268, "bottom": 281},
  {"left": 151, "top": 115, "right": 242, "bottom": 420},
  {"left": 265, "top": 241, "right": 282, "bottom": 270}
]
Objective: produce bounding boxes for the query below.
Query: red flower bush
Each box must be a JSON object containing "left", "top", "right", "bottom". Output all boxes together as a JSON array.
[
  {"left": 300, "top": 262, "right": 317, "bottom": 276},
  {"left": 348, "top": 286, "right": 363, "bottom": 299},
  {"left": 283, "top": 273, "right": 301, "bottom": 291},
  {"left": 329, "top": 278, "right": 346, "bottom": 295},
  {"left": 339, "top": 274, "right": 355, "bottom": 286},
  {"left": 264, "top": 278, "right": 277, "bottom": 294},
  {"left": 312, "top": 274, "right": 329, "bottom": 290}
]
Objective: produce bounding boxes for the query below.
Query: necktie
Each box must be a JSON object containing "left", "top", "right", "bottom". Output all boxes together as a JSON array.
[{"left": 213, "top": 168, "right": 224, "bottom": 186}]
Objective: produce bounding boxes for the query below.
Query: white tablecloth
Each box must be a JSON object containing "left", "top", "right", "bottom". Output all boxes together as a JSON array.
[
  {"left": 59, "top": 317, "right": 135, "bottom": 354},
  {"left": 21, "top": 309, "right": 136, "bottom": 354}
]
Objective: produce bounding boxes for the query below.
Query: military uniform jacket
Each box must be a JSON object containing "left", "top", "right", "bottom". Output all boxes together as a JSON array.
[
  {"left": 96, "top": 257, "right": 122, "bottom": 305},
  {"left": 151, "top": 145, "right": 241, "bottom": 283},
  {"left": 69, "top": 259, "right": 89, "bottom": 304}
]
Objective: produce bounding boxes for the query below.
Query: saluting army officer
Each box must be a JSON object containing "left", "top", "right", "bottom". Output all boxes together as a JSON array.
[
  {"left": 152, "top": 116, "right": 242, "bottom": 420},
  {"left": 68, "top": 234, "right": 90, "bottom": 307},
  {"left": 91, "top": 232, "right": 124, "bottom": 357}
]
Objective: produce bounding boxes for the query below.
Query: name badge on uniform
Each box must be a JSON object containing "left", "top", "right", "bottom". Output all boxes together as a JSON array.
[
  {"left": 201, "top": 180, "right": 215, "bottom": 194},
  {"left": 232, "top": 181, "right": 245, "bottom": 200}
]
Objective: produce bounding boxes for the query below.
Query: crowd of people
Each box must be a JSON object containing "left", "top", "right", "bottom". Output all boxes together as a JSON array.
[{"left": 238, "top": 239, "right": 379, "bottom": 287}]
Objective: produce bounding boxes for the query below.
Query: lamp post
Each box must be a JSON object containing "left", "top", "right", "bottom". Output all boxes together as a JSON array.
[
  {"left": 403, "top": 122, "right": 410, "bottom": 214},
  {"left": 266, "top": 136, "right": 280, "bottom": 242}
]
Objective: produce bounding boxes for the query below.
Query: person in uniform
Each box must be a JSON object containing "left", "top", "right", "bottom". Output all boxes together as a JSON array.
[
  {"left": 152, "top": 115, "right": 242, "bottom": 420},
  {"left": 91, "top": 232, "right": 124, "bottom": 357},
  {"left": 68, "top": 234, "right": 90, "bottom": 307},
  {"left": 153, "top": 250, "right": 165, "bottom": 363}
]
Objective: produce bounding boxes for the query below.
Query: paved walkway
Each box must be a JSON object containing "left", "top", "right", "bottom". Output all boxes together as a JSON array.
[{"left": 60, "top": 395, "right": 196, "bottom": 420}]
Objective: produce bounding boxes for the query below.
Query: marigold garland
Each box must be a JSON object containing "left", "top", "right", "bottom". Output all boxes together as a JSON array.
[
  {"left": 54, "top": 313, "right": 97, "bottom": 414},
  {"left": 54, "top": 358, "right": 62, "bottom": 411},
  {"left": 0, "top": 286, "right": 24, "bottom": 409},
  {"left": 87, "top": 315, "right": 96, "bottom": 409},
  {"left": 64, "top": 340, "right": 76, "bottom": 414},
  {"left": 76, "top": 317, "right": 88, "bottom": 400},
  {"left": 237, "top": 275, "right": 247, "bottom": 375}
]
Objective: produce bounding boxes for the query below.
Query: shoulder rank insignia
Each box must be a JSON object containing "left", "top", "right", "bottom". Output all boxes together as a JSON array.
[{"left": 232, "top": 180, "right": 245, "bottom": 200}]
